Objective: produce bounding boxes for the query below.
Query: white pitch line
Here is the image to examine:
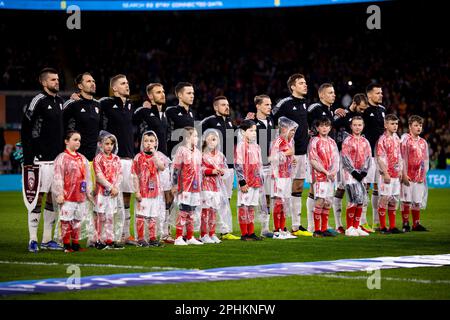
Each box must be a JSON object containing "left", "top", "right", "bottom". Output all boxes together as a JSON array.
[
  {"left": 318, "top": 273, "right": 450, "bottom": 285},
  {"left": 0, "top": 260, "right": 191, "bottom": 271}
]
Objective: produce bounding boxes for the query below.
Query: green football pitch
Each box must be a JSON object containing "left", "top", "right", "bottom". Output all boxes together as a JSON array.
[{"left": 0, "top": 189, "right": 449, "bottom": 300}]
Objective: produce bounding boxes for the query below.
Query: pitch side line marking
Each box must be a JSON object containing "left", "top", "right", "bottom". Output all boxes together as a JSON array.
[
  {"left": 0, "top": 260, "right": 190, "bottom": 271},
  {"left": 318, "top": 274, "right": 450, "bottom": 285}
]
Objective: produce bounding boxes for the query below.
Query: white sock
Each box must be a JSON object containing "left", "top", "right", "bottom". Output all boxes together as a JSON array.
[
  {"left": 361, "top": 204, "right": 368, "bottom": 225},
  {"left": 28, "top": 209, "right": 41, "bottom": 242},
  {"left": 372, "top": 194, "right": 380, "bottom": 224},
  {"left": 261, "top": 212, "right": 270, "bottom": 233},
  {"left": 332, "top": 197, "right": 343, "bottom": 228},
  {"left": 290, "top": 196, "right": 301, "bottom": 230},
  {"left": 42, "top": 209, "right": 56, "bottom": 243},
  {"left": 123, "top": 208, "right": 131, "bottom": 238},
  {"left": 306, "top": 196, "right": 315, "bottom": 233},
  {"left": 162, "top": 209, "right": 170, "bottom": 237}
]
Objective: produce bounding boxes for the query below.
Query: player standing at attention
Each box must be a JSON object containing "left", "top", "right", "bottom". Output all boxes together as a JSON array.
[
  {"left": 171, "top": 127, "right": 204, "bottom": 246},
  {"left": 400, "top": 115, "right": 429, "bottom": 232},
  {"left": 363, "top": 83, "right": 388, "bottom": 230},
  {"left": 53, "top": 131, "right": 93, "bottom": 252},
  {"left": 308, "top": 118, "right": 339, "bottom": 238},
  {"left": 132, "top": 131, "right": 166, "bottom": 247},
  {"left": 269, "top": 117, "right": 299, "bottom": 239},
  {"left": 272, "top": 74, "right": 310, "bottom": 235},
  {"left": 235, "top": 120, "right": 264, "bottom": 241},
  {"left": 92, "top": 131, "right": 123, "bottom": 249},
  {"left": 99, "top": 74, "right": 136, "bottom": 245},
  {"left": 376, "top": 114, "right": 403, "bottom": 234},
  {"left": 199, "top": 129, "right": 228, "bottom": 244},
  {"left": 341, "top": 116, "right": 371, "bottom": 237},
  {"left": 21, "top": 68, "right": 65, "bottom": 252}
]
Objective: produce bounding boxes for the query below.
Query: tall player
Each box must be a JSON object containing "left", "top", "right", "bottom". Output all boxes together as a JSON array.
[
  {"left": 21, "top": 68, "right": 65, "bottom": 252},
  {"left": 272, "top": 73, "right": 309, "bottom": 235},
  {"left": 99, "top": 74, "right": 137, "bottom": 245},
  {"left": 363, "top": 83, "right": 388, "bottom": 230}
]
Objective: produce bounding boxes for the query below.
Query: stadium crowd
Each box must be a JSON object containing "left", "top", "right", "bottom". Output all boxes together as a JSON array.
[{"left": 1, "top": 6, "right": 449, "bottom": 165}]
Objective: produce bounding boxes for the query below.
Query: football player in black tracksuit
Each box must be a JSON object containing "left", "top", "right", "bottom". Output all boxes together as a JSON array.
[
  {"left": 63, "top": 72, "right": 100, "bottom": 161},
  {"left": 272, "top": 74, "right": 310, "bottom": 235},
  {"left": 200, "top": 96, "right": 240, "bottom": 240},
  {"left": 21, "top": 68, "right": 65, "bottom": 252},
  {"left": 363, "top": 83, "right": 388, "bottom": 230},
  {"left": 99, "top": 74, "right": 136, "bottom": 246},
  {"left": 252, "top": 94, "right": 276, "bottom": 238},
  {"left": 165, "top": 82, "right": 197, "bottom": 157}
]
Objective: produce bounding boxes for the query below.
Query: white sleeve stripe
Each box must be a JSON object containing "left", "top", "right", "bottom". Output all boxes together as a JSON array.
[
  {"left": 28, "top": 93, "right": 45, "bottom": 113},
  {"left": 63, "top": 99, "right": 75, "bottom": 109},
  {"left": 134, "top": 106, "right": 144, "bottom": 114},
  {"left": 307, "top": 103, "right": 320, "bottom": 112},
  {"left": 272, "top": 97, "right": 292, "bottom": 114}
]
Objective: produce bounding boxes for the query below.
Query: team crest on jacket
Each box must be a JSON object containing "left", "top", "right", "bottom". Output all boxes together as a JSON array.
[
  {"left": 95, "top": 107, "right": 99, "bottom": 114},
  {"left": 128, "top": 104, "right": 131, "bottom": 110}
]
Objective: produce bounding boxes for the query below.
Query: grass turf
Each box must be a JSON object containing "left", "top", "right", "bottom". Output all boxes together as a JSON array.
[{"left": 0, "top": 189, "right": 449, "bottom": 299}]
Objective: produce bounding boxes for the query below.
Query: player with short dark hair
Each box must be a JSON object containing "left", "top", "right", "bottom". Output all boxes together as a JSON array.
[
  {"left": 21, "top": 67, "right": 65, "bottom": 252},
  {"left": 165, "top": 82, "right": 197, "bottom": 156},
  {"left": 272, "top": 73, "right": 309, "bottom": 234},
  {"left": 363, "top": 83, "right": 388, "bottom": 231},
  {"left": 63, "top": 72, "right": 100, "bottom": 161},
  {"left": 99, "top": 74, "right": 136, "bottom": 245}
]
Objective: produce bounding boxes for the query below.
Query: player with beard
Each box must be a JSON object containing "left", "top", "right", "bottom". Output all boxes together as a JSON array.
[
  {"left": 133, "top": 83, "right": 174, "bottom": 243},
  {"left": 21, "top": 68, "right": 65, "bottom": 252},
  {"left": 63, "top": 72, "right": 100, "bottom": 161},
  {"left": 363, "top": 83, "right": 388, "bottom": 230},
  {"left": 201, "top": 96, "right": 239, "bottom": 240}
]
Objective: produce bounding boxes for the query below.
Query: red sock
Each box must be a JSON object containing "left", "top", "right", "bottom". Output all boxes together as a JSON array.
[
  {"left": 412, "top": 209, "right": 420, "bottom": 227},
  {"left": 247, "top": 222, "right": 255, "bottom": 235},
  {"left": 280, "top": 211, "right": 286, "bottom": 231},
  {"left": 402, "top": 203, "right": 410, "bottom": 225},
  {"left": 200, "top": 208, "right": 208, "bottom": 237},
  {"left": 238, "top": 207, "right": 248, "bottom": 236},
  {"left": 273, "top": 199, "right": 282, "bottom": 231},
  {"left": 378, "top": 208, "right": 387, "bottom": 229},
  {"left": 388, "top": 208, "right": 396, "bottom": 229},
  {"left": 149, "top": 217, "right": 156, "bottom": 241},
  {"left": 61, "top": 221, "right": 72, "bottom": 245},
  {"left": 353, "top": 206, "right": 363, "bottom": 229},
  {"left": 176, "top": 211, "right": 187, "bottom": 238},
  {"left": 208, "top": 209, "right": 216, "bottom": 237},
  {"left": 186, "top": 213, "right": 194, "bottom": 239},
  {"left": 346, "top": 206, "right": 356, "bottom": 229},
  {"left": 95, "top": 213, "right": 102, "bottom": 241},
  {"left": 321, "top": 208, "right": 330, "bottom": 232},
  {"left": 136, "top": 215, "right": 145, "bottom": 241},
  {"left": 71, "top": 220, "right": 80, "bottom": 245},
  {"left": 314, "top": 205, "right": 322, "bottom": 232}
]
